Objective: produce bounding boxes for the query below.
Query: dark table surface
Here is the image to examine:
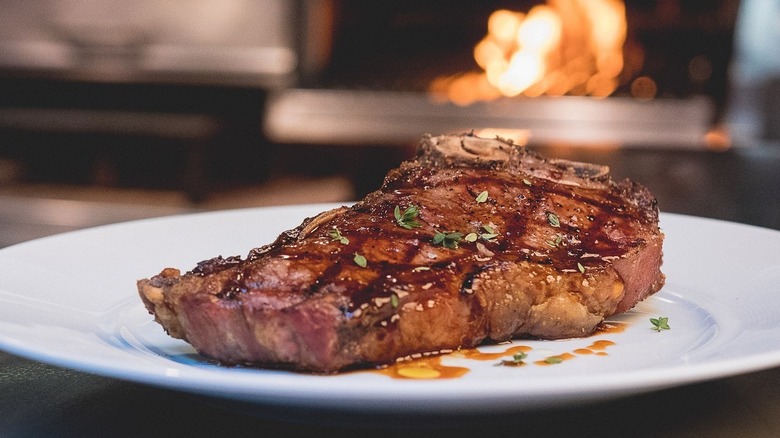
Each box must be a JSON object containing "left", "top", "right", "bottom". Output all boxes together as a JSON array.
[{"left": 1, "top": 143, "right": 779, "bottom": 438}]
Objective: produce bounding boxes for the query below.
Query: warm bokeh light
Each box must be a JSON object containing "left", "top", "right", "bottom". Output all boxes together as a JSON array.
[
  {"left": 704, "top": 125, "right": 732, "bottom": 151},
  {"left": 431, "top": 0, "right": 629, "bottom": 105},
  {"left": 630, "top": 76, "right": 657, "bottom": 100}
]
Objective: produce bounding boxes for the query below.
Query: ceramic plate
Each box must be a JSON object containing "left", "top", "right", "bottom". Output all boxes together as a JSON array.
[{"left": 1, "top": 204, "right": 779, "bottom": 414}]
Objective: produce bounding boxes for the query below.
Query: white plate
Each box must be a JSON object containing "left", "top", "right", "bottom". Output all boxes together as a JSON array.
[{"left": 1, "top": 204, "right": 780, "bottom": 414}]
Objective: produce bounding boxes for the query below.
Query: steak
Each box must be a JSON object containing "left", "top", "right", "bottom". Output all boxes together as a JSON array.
[{"left": 138, "top": 133, "right": 665, "bottom": 373}]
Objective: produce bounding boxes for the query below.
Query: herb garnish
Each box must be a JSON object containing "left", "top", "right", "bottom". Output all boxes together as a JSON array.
[
  {"left": 329, "top": 227, "right": 349, "bottom": 245},
  {"left": 545, "top": 234, "right": 564, "bottom": 248},
  {"left": 546, "top": 211, "right": 561, "bottom": 227},
  {"left": 475, "top": 190, "right": 489, "bottom": 203},
  {"left": 498, "top": 352, "right": 528, "bottom": 367},
  {"left": 466, "top": 225, "right": 499, "bottom": 243},
  {"left": 353, "top": 253, "right": 367, "bottom": 268},
  {"left": 545, "top": 356, "right": 564, "bottom": 364},
  {"left": 433, "top": 231, "right": 463, "bottom": 249},
  {"left": 412, "top": 266, "right": 430, "bottom": 272},
  {"left": 650, "top": 316, "right": 670, "bottom": 332},
  {"left": 480, "top": 225, "right": 499, "bottom": 241},
  {"left": 523, "top": 178, "right": 532, "bottom": 186},
  {"left": 390, "top": 293, "right": 399, "bottom": 308},
  {"left": 577, "top": 262, "right": 585, "bottom": 273},
  {"left": 394, "top": 205, "right": 422, "bottom": 229}
]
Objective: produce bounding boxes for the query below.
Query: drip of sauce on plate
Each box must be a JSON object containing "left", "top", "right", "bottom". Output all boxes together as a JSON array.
[
  {"left": 458, "top": 344, "right": 532, "bottom": 361},
  {"left": 373, "top": 321, "right": 622, "bottom": 379},
  {"left": 596, "top": 321, "right": 626, "bottom": 334},
  {"left": 374, "top": 356, "right": 469, "bottom": 379},
  {"left": 536, "top": 339, "right": 617, "bottom": 365},
  {"left": 535, "top": 352, "right": 577, "bottom": 366}
]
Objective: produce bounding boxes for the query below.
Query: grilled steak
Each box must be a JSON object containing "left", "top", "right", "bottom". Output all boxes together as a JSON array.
[{"left": 138, "top": 133, "right": 664, "bottom": 373}]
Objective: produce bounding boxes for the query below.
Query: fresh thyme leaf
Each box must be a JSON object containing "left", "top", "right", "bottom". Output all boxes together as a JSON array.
[
  {"left": 577, "top": 262, "right": 585, "bottom": 273},
  {"left": 545, "top": 356, "right": 564, "bottom": 364},
  {"left": 445, "top": 232, "right": 463, "bottom": 248},
  {"left": 545, "top": 234, "right": 564, "bottom": 248},
  {"left": 433, "top": 231, "right": 463, "bottom": 249},
  {"left": 523, "top": 178, "right": 532, "bottom": 186},
  {"left": 480, "top": 225, "right": 498, "bottom": 241},
  {"left": 498, "top": 351, "right": 528, "bottom": 367},
  {"left": 464, "top": 233, "right": 478, "bottom": 242},
  {"left": 329, "top": 227, "right": 349, "bottom": 245},
  {"left": 394, "top": 205, "right": 422, "bottom": 229},
  {"left": 353, "top": 253, "right": 367, "bottom": 268},
  {"left": 650, "top": 316, "right": 670, "bottom": 332},
  {"left": 475, "top": 190, "right": 489, "bottom": 203},
  {"left": 412, "top": 266, "right": 430, "bottom": 272},
  {"left": 390, "top": 293, "right": 399, "bottom": 308},
  {"left": 546, "top": 211, "right": 561, "bottom": 227}
]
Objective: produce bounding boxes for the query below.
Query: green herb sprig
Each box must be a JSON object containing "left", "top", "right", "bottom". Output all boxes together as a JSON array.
[
  {"left": 353, "top": 253, "right": 367, "bottom": 268},
  {"left": 498, "top": 351, "right": 528, "bottom": 367},
  {"left": 465, "top": 225, "right": 498, "bottom": 243},
  {"left": 329, "top": 227, "right": 349, "bottom": 245},
  {"left": 545, "top": 234, "right": 564, "bottom": 248},
  {"left": 394, "top": 205, "right": 422, "bottom": 229},
  {"left": 433, "top": 231, "right": 463, "bottom": 249},
  {"left": 546, "top": 211, "right": 561, "bottom": 228},
  {"left": 650, "top": 316, "right": 670, "bottom": 332},
  {"left": 480, "top": 224, "right": 499, "bottom": 241}
]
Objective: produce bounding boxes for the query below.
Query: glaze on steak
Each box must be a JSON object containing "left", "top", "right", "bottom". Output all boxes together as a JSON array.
[{"left": 138, "top": 133, "right": 664, "bottom": 373}]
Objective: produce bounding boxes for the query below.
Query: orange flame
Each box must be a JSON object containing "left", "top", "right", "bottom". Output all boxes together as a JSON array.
[{"left": 431, "top": 0, "right": 628, "bottom": 105}]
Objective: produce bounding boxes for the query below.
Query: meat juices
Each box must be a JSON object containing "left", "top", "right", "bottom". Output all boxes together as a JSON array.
[{"left": 138, "top": 133, "right": 665, "bottom": 373}]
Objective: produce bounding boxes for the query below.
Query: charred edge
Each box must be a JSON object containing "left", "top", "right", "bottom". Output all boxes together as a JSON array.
[
  {"left": 190, "top": 255, "right": 243, "bottom": 276},
  {"left": 215, "top": 270, "right": 248, "bottom": 300}
]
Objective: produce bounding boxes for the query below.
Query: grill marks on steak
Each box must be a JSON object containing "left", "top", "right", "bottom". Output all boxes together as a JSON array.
[{"left": 138, "top": 133, "right": 664, "bottom": 373}]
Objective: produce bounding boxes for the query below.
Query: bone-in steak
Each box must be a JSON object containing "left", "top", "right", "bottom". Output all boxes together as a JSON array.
[{"left": 138, "top": 133, "right": 665, "bottom": 373}]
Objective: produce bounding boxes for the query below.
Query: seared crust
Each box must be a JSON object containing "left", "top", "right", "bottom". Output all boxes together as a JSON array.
[{"left": 138, "top": 133, "right": 664, "bottom": 373}]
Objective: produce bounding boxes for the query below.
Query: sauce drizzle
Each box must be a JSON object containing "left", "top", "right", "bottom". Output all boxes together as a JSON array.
[
  {"left": 371, "top": 321, "right": 624, "bottom": 379},
  {"left": 374, "top": 356, "right": 469, "bottom": 380},
  {"left": 373, "top": 335, "right": 618, "bottom": 379}
]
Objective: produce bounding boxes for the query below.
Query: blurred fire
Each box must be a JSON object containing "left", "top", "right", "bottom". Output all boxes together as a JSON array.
[{"left": 430, "top": 0, "right": 631, "bottom": 105}]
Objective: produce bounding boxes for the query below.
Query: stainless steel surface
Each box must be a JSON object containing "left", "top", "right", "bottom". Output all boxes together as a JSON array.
[
  {"left": 0, "top": 108, "right": 220, "bottom": 138},
  {"left": 0, "top": 193, "right": 191, "bottom": 248},
  {"left": 263, "top": 89, "right": 714, "bottom": 147},
  {"left": 726, "top": 0, "right": 780, "bottom": 145},
  {"left": 0, "top": 0, "right": 329, "bottom": 87},
  {"left": 0, "top": 176, "right": 354, "bottom": 248}
]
